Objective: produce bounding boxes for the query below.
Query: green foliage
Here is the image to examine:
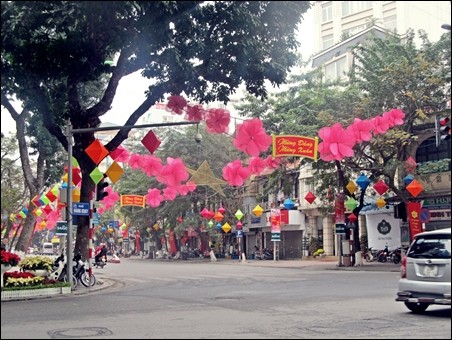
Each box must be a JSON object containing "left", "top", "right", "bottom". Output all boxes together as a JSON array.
[
  {"left": 416, "top": 159, "right": 451, "bottom": 175},
  {"left": 308, "top": 237, "right": 322, "bottom": 256}
]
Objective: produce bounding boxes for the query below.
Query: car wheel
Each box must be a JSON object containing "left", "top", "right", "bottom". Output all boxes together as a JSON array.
[{"left": 405, "top": 302, "right": 429, "bottom": 313}]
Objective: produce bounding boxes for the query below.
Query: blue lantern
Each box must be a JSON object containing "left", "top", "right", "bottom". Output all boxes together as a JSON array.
[
  {"left": 283, "top": 198, "right": 295, "bottom": 210},
  {"left": 356, "top": 173, "right": 370, "bottom": 190}
]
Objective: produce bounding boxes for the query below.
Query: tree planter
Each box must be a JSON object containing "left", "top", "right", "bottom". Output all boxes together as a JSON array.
[{"left": 1, "top": 286, "right": 71, "bottom": 301}]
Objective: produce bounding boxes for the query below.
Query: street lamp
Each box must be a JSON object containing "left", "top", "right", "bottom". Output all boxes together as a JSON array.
[{"left": 441, "top": 24, "right": 451, "bottom": 31}]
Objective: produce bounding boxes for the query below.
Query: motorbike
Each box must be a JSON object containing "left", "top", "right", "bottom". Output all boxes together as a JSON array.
[
  {"left": 256, "top": 248, "right": 273, "bottom": 260},
  {"left": 73, "top": 253, "right": 96, "bottom": 287},
  {"left": 377, "top": 245, "right": 390, "bottom": 263},
  {"left": 93, "top": 254, "right": 107, "bottom": 268},
  {"left": 47, "top": 251, "right": 77, "bottom": 288}
]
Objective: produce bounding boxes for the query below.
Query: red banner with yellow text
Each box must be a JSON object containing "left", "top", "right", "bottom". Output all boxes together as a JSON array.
[
  {"left": 407, "top": 201, "right": 422, "bottom": 240},
  {"left": 272, "top": 135, "right": 318, "bottom": 160},
  {"left": 120, "top": 195, "right": 145, "bottom": 207}
]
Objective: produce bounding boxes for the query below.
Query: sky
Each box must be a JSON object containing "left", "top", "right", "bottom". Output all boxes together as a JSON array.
[{"left": 0, "top": 9, "right": 314, "bottom": 135}]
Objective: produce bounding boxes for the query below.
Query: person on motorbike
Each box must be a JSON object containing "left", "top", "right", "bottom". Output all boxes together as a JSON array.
[{"left": 95, "top": 244, "right": 108, "bottom": 265}]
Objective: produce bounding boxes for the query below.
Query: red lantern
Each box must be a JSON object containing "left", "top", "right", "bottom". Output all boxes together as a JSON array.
[{"left": 305, "top": 191, "right": 316, "bottom": 204}]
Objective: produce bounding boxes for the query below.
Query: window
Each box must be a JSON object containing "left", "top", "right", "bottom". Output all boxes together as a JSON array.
[
  {"left": 416, "top": 136, "right": 451, "bottom": 166},
  {"left": 322, "top": 2, "right": 333, "bottom": 22},
  {"left": 324, "top": 56, "right": 348, "bottom": 81},
  {"left": 342, "top": 1, "right": 373, "bottom": 17},
  {"left": 342, "top": 24, "right": 367, "bottom": 37},
  {"left": 322, "top": 34, "right": 334, "bottom": 50},
  {"left": 383, "top": 14, "right": 397, "bottom": 32}
]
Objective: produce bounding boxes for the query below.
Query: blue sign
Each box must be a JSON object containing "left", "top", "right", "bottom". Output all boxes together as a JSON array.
[
  {"left": 108, "top": 220, "right": 119, "bottom": 228},
  {"left": 419, "top": 208, "right": 431, "bottom": 223},
  {"left": 235, "top": 230, "right": 243, "bottom": 238},
  {"left": 92, "top": 212, "right": 99, "bottom": 225},
  {"left": 73, "top": 202, "right": 90, "bottom": 216}
]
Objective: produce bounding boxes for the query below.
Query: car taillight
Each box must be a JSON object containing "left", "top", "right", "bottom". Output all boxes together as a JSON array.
[{"left": 400, "top": 256, "right": 407, "bottom": 278}]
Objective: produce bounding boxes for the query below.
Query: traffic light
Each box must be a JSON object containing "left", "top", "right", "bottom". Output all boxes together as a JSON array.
[
  {"left": 96, "top": 177, "right": 109, "bottom": 201},
  {"left": 436, "top": 116, "right": 451, "bottom": 147}
]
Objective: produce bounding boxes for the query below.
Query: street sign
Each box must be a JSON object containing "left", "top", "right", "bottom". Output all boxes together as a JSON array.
[
  {"left": 271, "top": 232, "right": 281, "bottom": 241},
  {"left": 72, "top": 202, "right": 90, "bottom": 216},
  {"left": 235, "top": 230, "right": 243, "bottom": 238},
  {"left": 55, "top": 221, "right": 68, "bottom": 235},
  {"left": 335, "top": 223, "right": 346, "bottom": 234},
  {"left": 92, "top": 212, "right": 99, "bottom": 225},
  {"left": 419, "top": 208, "right": 431, "bottom": 223}
]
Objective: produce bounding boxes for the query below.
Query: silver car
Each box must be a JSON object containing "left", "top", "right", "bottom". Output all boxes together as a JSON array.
[{"left": 396, "top": 228, "right": 451, "bottom": 313}]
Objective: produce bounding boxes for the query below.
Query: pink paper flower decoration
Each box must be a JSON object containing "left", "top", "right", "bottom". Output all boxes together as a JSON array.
[
  {"left": 142, "top": 155, "right": 163, "bottom": 177},
  {"left": 128, "top": 154, "right": 143, "bottom": 169},
  {"left": 233, "top": 118, "right": 272, "bottom": 156},
  {"left": 185, "top": 181, "right": 197, "bottom": 192},
  {"left": 222, "top": 160, "right": 251, "bottom": 186},
  {"left": 176, "top": 184, "right": 190, "bottom": 196},
  {"left": 186, "top": 104, "right": 206, "bottom": 122},
  {"left": 264, "top": 155, "right": 281, "bottom": 169},
  {"left": 383, "top": 108, "right": 405, "bottom": 127},
  {"left": 146, "top": 188, "right": 164, "bottom": 208},
  {"left": 163, "top": 187, "right": 177, "bottom": 201},
  {"left": 166, "top": 95, "right": 187, "bottom": 115},
  {"left": 318, "top": 123, "right": 356, "bottom": 161},
  {"left": 205, "top": 108, "right": 231, "bottom": 134},
  {"left": 248, "top": 157, "right": 266, "bottom": 174},
  {"left": 371, "top": 115, "right": 390, "bottom": 135},
  {"left": 115, "top": 148, "right": 130, "bottom": 163},
  {"left": 156, "top": 157, "right": 189, "bottom": 187},
  {"left": 348, "top": 118, "right": 373, "bottom": 143}
]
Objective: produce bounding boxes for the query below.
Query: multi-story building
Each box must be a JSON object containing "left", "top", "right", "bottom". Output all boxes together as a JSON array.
[{"left": 242, "top": 1, "right": 451, "bottom": 261}]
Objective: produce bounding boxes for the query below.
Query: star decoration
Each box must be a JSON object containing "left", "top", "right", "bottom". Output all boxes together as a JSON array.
[{"left": 187, "top": 160, "right": 226, "bottom": 196}]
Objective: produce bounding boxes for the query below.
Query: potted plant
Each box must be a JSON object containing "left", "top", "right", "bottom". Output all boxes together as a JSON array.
[
  {"left": 1, "top": 250, "right": 21, "bottom": 287},
  {"left": 19, "top": 255, "right": 54, "bottom": 277}
]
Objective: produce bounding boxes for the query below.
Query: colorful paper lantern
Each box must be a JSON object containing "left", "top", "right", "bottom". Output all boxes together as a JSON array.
[
  {"left": 89, "top": 167, "right": 104, "bottom": 185},
  {"left": 214, "top": 211, "right": 224, "bottom": 222},
  {"left": 208, "top": 220, "right": 214, "bottom": 227},
  {"left": 235, "top": 209, "right": 244, "bottom": 220},
  {"left": 218, "top": 206, "right": 225, "bottom": 214},
  {"left": 403, "top": 174, "right": 414, "bottom": 185},
  {"left": 252, "top": 204, "right": 264, "bottom": 217},
  {"left": 346, "top": 181, "right": 357, "bottom": 195},
  {"left": 141, "top": 130, "right": 161, "bottom": 155},
  {"left": 200, "top": 208, "right": 211, "bottom": 219},
  {"left": 106, "top": 161, "right": 124, "bottom": 184},
  {"left": 236, "top": 221, "right": 243, "bottom": 229},
  {"left": 376, "top": 197, "right": 387, "bottom": 208},
  {"left": 356, "top": 173, "right": 370, "bottom": 190},
  {"left": 222, "top": 222, "right": 231, "bottom": 233},
  {"left": 345, "top": 197, "right": 358, "bottom": 211},
  {"left": 85, "top": 139, "right": 109, "bottom": 165},
  {"left": 348, "top": 213, "right": 357, "bottom": 223},
  {"left": 216, "top": 223, "right": 222, "bottom": 231},
  {"left": 283, "top": 198, "right": 295, "bottom": 210},
  {"left": 305, "top": 191, "right": 316, "bottom": 204},
  {"left": 373, "top": 180, "right": 389, "bottom": 196},
  {"left": 406, "top": 179, "right": 424, "bottom": 198}
]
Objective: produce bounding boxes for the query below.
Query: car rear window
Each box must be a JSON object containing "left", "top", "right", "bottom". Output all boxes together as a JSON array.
[{"left": 407, "top": 234, "right": 451, "bottom": 259}]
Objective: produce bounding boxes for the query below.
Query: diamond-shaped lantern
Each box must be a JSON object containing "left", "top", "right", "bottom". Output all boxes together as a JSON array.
[
  {"left": 208, "top": 220, "right": 214, "bottom": 227},
  {"left": 200, "top": 208, "right": 211, "bottom": 219},
  {"left": 222, "top": 222, "right": 231, "bottom": 233},
  {"left": 305, "top": 191, "right": 316, "bottom": 204},
  {"left": 348, "top": 213, "right": 357, "bottom": 223},
  {"left": 106, "top": 161, "right": 124, "bottom": 184},
  {"left": 236, "top": 221, "right": 243, "bottom": 230},
  {"left": 346, "top": 181, "right": 357, "bottom": 195},
  {"left": 252, "top": 204, "right": 264, "bottom": 217},
  {"left": 283, "top": 198, "right": 295, "bottom": 210},
  {"left": 403, "top": 174, "right": 414, "bottom": 185},
  {"left": 89, "top": 167, "right": 105, "bottom": 185},
  {"left": 214, "top": 212, "right": 224, "bottom": 222},
  {"left": 218, "top": 206, "right": 225, "bottom": 214},
  {"left": 85, "top": 139, "right": 109, "bottom": 165},
  {"left": 72, "top": 167, "right": 82, "bottom": 186},
  {"left": 216, "top": 223, "right": 222, "bottom": 231},
  {"left": 406, "top": 179, "right": 424, "bottom": 198},
  {"left": 356, "top": 173, "right": 370, "bottom": 190},
  {"left": 345, "top": 197, "right": 358, "bottom": 211},
  {"left": 373, "top": 180, "right": 389, "bottom": 196},
  {"left": 376, "top": 197, "right": 387, "bottom": 208},
  {"left": 141, "top": 130, "right": 161, "bottom": 154},
  {"left": 235, "top": 209, "right": 244, "bottom": 220},
  {"left": 72, "top": 187, "right": 81, "bottom": 202}
]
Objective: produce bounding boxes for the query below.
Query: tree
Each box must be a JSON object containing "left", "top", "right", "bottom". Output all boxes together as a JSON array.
[
  {"left": 235, "top": 28, "right": 451, "bottom": 254},
  {"left": 1, "top": 1, "right": 311, "bottom": 257}
]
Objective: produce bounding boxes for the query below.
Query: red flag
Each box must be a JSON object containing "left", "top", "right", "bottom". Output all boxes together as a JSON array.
[{"left": 407, "top": 201, "right": 422, "bottom": 240}]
